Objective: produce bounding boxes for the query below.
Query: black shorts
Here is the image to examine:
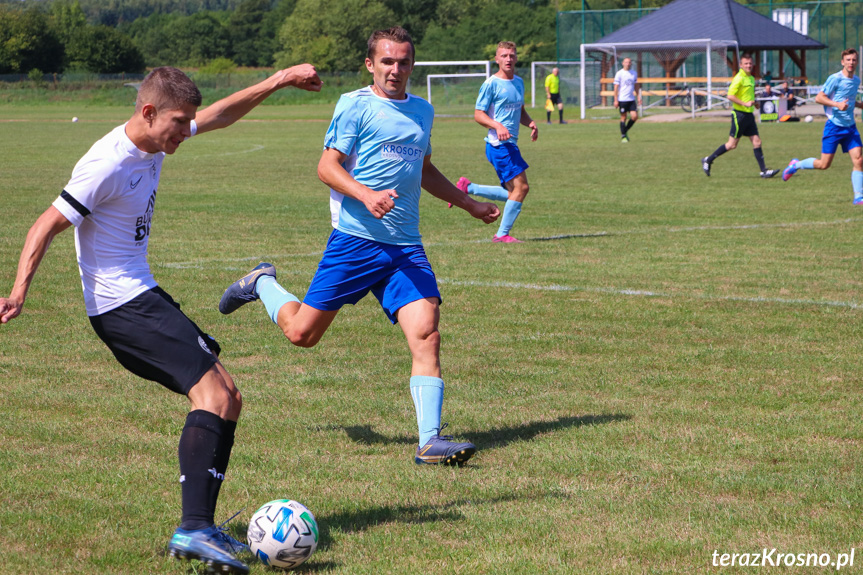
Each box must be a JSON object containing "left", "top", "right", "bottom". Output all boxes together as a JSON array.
[
  {"left": 549, "top": 93, "right": 561, "bottom": 105},
  {"left": 619, "top": 100, "right": 637, "bottom": 114},
  {"left": 89, "top": 287, "right": 220, "bottom": 395},
  {"left": 730, "top": 110, "right": 759, "bottom": 138}
]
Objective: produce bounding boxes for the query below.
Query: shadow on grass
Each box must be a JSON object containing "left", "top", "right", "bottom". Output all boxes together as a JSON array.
[
  {"left": 469, "top": 414, "right": 631, "bottom": 450},
  {"left": 331, "top": 414, "right": 631, "bottom": 450}
]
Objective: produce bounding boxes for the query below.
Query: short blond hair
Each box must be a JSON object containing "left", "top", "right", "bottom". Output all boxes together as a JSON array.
[{"left": 497, "top": 41, "right": 517, "bottom": 53}]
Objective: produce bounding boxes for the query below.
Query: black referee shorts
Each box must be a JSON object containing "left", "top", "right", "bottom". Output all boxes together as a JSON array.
[
  {"left": 730, "top": 110, "right": 759, "bottom": 138},
  {"left": 89, "top": 287, "right": 220, "bottom": 395}
]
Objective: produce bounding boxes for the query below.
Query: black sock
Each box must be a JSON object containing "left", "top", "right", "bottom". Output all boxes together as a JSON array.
[
  {"left": 754, "top": 147, "right": 767, "bottom": 172},
  {"left": 620, "top": 121, "right": 626, "bottom": 135},
  {"left": 559, "top": 109, "right": 564, "bottom": 123},
  {"left": 546, "top": 111, "right": 551, "bottom": 122},
  {"left": 625, "top": 119, "right": 635, "bottom": 132},
  {"left": 178, "top": 409, "right": 226, "bottom": 531},
  {"left": 708, "top": 145, "right": 728, "bottom": 163},
  {"left": 208, "top": 419, "right": 237, "bottom": 518}
]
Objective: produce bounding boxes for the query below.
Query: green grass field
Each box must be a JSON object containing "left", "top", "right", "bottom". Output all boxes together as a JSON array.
[{"left": 1, "top": 101, "right": 862, "bottom": 574}]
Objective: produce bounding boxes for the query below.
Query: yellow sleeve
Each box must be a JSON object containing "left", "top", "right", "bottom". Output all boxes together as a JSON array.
[{"left": 728, "top": 73, "right": 743, "bottom": 98}]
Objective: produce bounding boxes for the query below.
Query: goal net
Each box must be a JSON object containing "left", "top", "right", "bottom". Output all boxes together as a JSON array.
[
  {"left": 579, "top": 40, "right": 738, "bottom": 119},
  {"left": 529, "top": 61, "right": 588, "bottom": 109},
  {"left": 409, "top": 61, "right": 491, "bottom": 117}
]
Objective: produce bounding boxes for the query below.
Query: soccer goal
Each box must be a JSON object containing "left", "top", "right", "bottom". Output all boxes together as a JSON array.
[
  {"left": 579, "top": 39, "right": 738, "bottom": 119},
  {"left": 530, "top": 61, "right": 587, "bottom": 109},
  {"left": 411, "top": 61, "right": 491, "bottom": 117}
]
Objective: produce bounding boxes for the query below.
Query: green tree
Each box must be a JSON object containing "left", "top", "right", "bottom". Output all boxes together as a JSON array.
[
  {"left": 418, "top": 0, "right": 556, "bottom": 62},
  {"left": 50, "top": 0, "right": 87, "bottom": 44},
  {"left": 228, "top": 0, "right": 286, "bottom": 67},
  {"left": 124, "top": 11, "right": 232, "bottom": 66},
  {"left": 66, "top": 25, "right": 145, "bottom": 72},
  {"left": 275, "top": 0, "right": 395, "bottom": 72},
  {"left": 0, "top": 6, "right": 64, "bottom": 74}
]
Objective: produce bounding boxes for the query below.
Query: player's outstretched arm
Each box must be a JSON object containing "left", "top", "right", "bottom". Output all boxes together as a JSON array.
[
  {"left": 317, "top": 147, "right": 397, "bottom": 219},
  {"left": 195, "top": 64, "right": 322, "bottom": 134},
  {"left": 421, "top": 158, "right": 500, "bottom": 224},
  {"left": 0, "top": 206, "right": 72, "bottom": 324}
]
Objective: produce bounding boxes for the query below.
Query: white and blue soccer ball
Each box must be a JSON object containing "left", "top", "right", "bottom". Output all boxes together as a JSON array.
[{"left": 247, "top": 499, "right": 319, "bottom": 570}]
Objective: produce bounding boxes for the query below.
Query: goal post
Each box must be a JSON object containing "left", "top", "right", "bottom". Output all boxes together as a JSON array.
[
  {"left": 579, "top": 39, "right": 739, "bottom": 119},
  {"left": 411, "top": 61, "right": 491, "bottom": 117},
  {"left": 530, "top": 61, "right": 586, "bottom": 109}
]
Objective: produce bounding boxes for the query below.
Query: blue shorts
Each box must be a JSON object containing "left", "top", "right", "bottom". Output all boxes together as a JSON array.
[
  {"left": 486, "top": 142, "right": 529, "bottom": 186},
  {"left": 304, "top": 229, "right": 441, "bottom": 324},
  {"left": 822, "top": 121, "right": 862, "bottom": 155}
]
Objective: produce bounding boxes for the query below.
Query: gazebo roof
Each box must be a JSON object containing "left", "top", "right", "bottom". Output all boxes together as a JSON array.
[{"left": 596, "top": 0, "right": 825, "bottom": 51}]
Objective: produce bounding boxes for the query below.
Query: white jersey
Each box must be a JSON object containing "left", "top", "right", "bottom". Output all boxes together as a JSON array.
[
  {"left": 52, "top": 122, "right": 196, "bottom": 316},
  {"left": 614, "top": 68, "right": 638, "bottom": 102}
]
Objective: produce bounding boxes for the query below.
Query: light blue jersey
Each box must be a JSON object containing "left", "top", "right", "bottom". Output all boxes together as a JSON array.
[
  {"left": 822, "top": 71, "right": 861, "bottom": 127},
  {"left": 475, "top": 75, "right": 525, "bottom": 146},
  {"left": 323, "top": 87, "right": 434, "bottom": 245}
]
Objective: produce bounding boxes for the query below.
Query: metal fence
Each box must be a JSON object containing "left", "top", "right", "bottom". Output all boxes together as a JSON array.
[{"left": 557, "top": 1, "right": 863, "bottom": 85}]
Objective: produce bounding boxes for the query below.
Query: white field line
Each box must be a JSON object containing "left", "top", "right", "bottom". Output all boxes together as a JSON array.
[
  {"left": 436, "top": 278, "right": 863, "bottom": 310},
  {"left": 160, "top": 217, "right": 863, "bottom": 309}
]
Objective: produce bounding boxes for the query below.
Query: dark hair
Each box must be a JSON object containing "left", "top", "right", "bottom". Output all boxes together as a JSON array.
[
  {"left": 842, "top": 48, "right": 858, "bottom": 59},
  {"left": 367, "top": 27, "right": 414, "bottom": 60},
  {"left": 136, "top": 67, "right": 202, "bottom": 113},
  {"left": 740, "top": 53, "right": 753, "bottom": 61}
]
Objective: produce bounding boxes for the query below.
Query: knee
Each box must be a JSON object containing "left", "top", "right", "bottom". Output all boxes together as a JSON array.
[
  {"left": 284, "top": 326, "right": 320, "bottom": 348},
  {"left": 726, "top": 141, "right": 738, "bottom": 150},
  {"left": 516, "top": 182, "right": 530, "bottom": 198}
]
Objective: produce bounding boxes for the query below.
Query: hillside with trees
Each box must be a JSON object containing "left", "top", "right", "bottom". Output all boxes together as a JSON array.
[{"left": 0, "top": 0, "right": 845, "bottom": 76}]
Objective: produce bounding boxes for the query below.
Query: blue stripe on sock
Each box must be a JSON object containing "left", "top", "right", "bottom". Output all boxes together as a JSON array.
[
  {"left": 468, "top": 183, "right": 509, "bottom": 202},
  {"left": 497, "top": 199, "right": 523, "bottom": 237},
  {"left": 256, "top": 276, "right": 299, "bottom": 325},
  {"left": 410, "top": 376, "right": 444, "bottom": 447}
]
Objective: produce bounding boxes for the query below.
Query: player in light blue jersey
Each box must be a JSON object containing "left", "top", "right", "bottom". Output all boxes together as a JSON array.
[
  {"left": 454, "top": 41, "right": 538, "bottom": 244},
  {"left": 219, "top": 28, "right": 500, "bottom": 467},
  {"left": 783, "top": 49, "right": 863, "bottom": 204}
]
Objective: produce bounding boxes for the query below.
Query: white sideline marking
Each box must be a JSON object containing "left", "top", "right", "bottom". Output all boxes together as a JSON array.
[
  {"left": 160, "top": 216, "right": 863, "bottom": 309},
  {"left": 437, "top": 278, "right": 863, "bottom": 310}
]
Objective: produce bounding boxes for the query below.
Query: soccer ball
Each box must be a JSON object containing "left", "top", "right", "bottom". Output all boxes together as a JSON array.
[
  {"left": 247, "top": 499, "right": 319, "bottom": 570},
  {"left": 804, "top": 115, "right": 814, "bottom": 123}
]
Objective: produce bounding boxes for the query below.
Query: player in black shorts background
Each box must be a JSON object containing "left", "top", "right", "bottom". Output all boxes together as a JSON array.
[
  {"left": 701, "top": 53, "right": 778, "bottom": 178},
  {"left": 0, "top": 64, "right": 321, "bottom": 574}
]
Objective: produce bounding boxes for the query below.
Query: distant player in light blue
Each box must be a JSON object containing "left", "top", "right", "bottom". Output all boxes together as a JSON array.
[
  {"left": 454, "top": 41, "right": 538, "bottom": 244},
  {"left": 219, "top": 27, "right": 500, "bottom": 467},
  {"left": 783, "top": 48, "right": 863, "bottom": 204}
]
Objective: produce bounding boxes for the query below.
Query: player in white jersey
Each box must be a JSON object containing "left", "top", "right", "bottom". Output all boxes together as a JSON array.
[
  {"left": 782, "top": 49, "right": 863, "bottom": 204},
  {"left": 0, "top": 64, "right": 322, "bottom": 574},
  {"left": 219, "top": 27, "right": 499, "bottom": 468},
  {"left": 614, "top": 57, "right": 641, "bottom": 142},
  {"left": 454, "top": 41, "right": 539, "bottom": 243}
]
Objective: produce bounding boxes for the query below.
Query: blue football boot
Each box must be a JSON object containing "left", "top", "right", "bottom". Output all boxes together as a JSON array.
[
  {"left": 415, "top": 423, "right": 476, "bottom": 466},
  {"left": 168, "top": 525, "right": 249, "bottom": 574},
  {"left": 219, "top": 262, "right": 276, "bottom": 315}
]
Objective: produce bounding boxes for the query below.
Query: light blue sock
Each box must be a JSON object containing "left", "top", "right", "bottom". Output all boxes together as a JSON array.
[
  {"left": 410, "top": 375, "right": 444, "bottom": 447},
  {"left": 497, "top": 199, "right": 523, "bottom": 237},
  {"left": 255, "top": 276, "right": 299, "bottom": 325},
  {"left": 853, "top": 171, "right": 863, "bottom": 200},
  {"left": 798, "top": 157, "right": 816, "bottom": 169},
  {"left": 468, "top": 183, "right": 509, "bottom": 202}
]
